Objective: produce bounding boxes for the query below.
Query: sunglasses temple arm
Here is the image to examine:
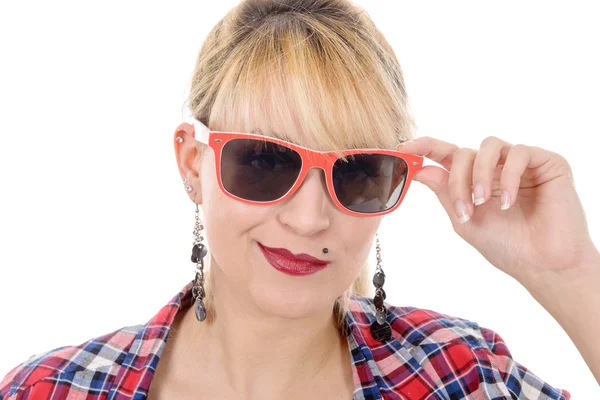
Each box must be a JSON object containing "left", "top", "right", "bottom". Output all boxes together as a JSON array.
[{"left": 184, "top": 108, "right": 211, "bottom": 144}]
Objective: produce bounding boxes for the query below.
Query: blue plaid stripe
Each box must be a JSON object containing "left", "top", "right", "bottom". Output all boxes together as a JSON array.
[{"left": 1, "top": 281, "right": 571, "bottom": 399}]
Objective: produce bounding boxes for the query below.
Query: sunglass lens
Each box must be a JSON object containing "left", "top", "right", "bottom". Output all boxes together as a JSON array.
[
  {"left": 220, "top": 138, "right": 302, "bottom": 201},
  {"left": 332, "top": 153, "right": 408, "bottom": 213}
]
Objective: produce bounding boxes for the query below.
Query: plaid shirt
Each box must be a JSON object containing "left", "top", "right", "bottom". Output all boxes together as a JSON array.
[{"left": 1, "top": 280, "right": 571, "bottom": 399}]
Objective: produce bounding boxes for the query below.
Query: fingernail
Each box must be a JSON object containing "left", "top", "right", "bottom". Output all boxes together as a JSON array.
[
  {"left": 454, "top": 199, "right": 470, "bottom": 223},
  {"left": 501, "top": 190, "right": 511, "bottom": 210},
  {"left": 473, "top": 183, "right": 485, "bottom": 206}
]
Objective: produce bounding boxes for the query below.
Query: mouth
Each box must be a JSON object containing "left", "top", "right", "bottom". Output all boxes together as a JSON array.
[{"left": 257, "top": 242, "right": 330, "bottom": 276}]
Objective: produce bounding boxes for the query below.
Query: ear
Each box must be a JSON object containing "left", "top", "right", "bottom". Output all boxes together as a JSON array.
[{"left": 173, "top": 122, "right": 208, "bottom": 204}]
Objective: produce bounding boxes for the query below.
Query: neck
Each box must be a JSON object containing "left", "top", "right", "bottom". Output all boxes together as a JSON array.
[{"left": 176, "top": 263, "right": 352, "bottom": 397}]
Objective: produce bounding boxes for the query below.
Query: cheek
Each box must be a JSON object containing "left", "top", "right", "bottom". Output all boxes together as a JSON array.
[
  {"left": 344, "top": 218, "right": 380, "bottom": 268},
  {"left": 200, "top": 167, "right": 270, "bottom": 281},
  {"left": 342, "top": 217, "right": 380, "bottom": 259},
  {"left": 201, "top": 155, "right": 247, "bottom": 234},
  {"left": 200, "top": 151, "right": 266, "bottom": 225},
  {"left": 324, "top": 217, "right": 381, "bottom": 292}
]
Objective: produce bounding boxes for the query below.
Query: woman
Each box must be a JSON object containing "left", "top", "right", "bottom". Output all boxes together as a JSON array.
[{"left": 1, "top": 0, "right": 597, "bottom": 398}]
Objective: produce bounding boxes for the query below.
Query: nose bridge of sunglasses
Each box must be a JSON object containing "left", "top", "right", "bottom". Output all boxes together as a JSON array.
[
  {"left": 295, "top": 151, "right": 348, "bottom": 190},
  {"left": 302, "top": 150, "right": 339, "bottom": 167},
  {"left": 296, "top": 151, "right": 358, "bottom": 191},
  {"left": 294, "top": 164, "right": 329, "bottom": 193}
]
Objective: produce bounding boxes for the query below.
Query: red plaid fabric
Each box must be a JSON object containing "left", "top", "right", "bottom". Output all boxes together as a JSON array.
[{"left": 1, "top": 280, "right": 571, "bottom": 399}]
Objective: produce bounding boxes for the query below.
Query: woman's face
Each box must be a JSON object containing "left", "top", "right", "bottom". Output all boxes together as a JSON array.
[{"left": 174, "top": 122, "right": 382, "bottom": 320}]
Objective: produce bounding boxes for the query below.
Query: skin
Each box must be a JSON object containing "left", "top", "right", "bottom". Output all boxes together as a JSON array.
[
  {"left": 156, "top": 121, "right": 600, "bottom": 398},
  {"left": 398, "top": 135, "right": 600, "bottom": 385},
  {"left": 156, "top": 121, "right": 381, "bottom": 399}
]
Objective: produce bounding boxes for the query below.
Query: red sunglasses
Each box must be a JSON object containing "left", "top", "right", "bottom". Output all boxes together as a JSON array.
[{"left": 190, "top": 116, "right": 423, "bottom": 217}]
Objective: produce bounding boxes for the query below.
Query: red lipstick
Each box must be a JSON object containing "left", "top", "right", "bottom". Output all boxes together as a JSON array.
[{"left": 257, "top": 242, "right": 329, "bottom": 276}]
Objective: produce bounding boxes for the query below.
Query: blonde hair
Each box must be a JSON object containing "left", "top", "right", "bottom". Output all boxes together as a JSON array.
[{"left": 185, "top": 0, "right": 416, "bottom": 333}]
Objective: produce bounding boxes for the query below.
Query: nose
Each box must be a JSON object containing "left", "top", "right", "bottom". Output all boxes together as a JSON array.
[{"left": 278, "top": 168, "right": 332, "bottom": 236}]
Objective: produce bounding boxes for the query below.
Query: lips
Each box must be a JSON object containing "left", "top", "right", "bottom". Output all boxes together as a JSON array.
[
  {"left": 259, "top": 243, "right": 329, "bottom": 263},
  {"left": 257, "top": 242, "right": 330, "bottom": 276}
]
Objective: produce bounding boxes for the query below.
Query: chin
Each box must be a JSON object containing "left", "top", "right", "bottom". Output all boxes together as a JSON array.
[{"left": 248, "top": 285, "right": 330, "bottom": 320}]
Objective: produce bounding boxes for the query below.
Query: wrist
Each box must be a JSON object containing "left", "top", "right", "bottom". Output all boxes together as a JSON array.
[{"left": 525, "top": 247, "right": 600, "bottom": 310}]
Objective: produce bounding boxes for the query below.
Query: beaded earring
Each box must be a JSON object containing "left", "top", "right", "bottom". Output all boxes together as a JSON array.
[
  {"left": 190, "top": 197, "right": 208, "bottom": 322},
  {"left": 370, "top": 233, "right": 392, "bottom": 342}
]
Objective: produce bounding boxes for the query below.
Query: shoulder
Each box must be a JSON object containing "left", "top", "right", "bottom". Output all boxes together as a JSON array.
[
  {"left": 347, "top": 295, "right": 571, "bottom": 399},
  {"left": 347, "top": 295, "right": 484, "bottom": 349},
  {"left": 0, "top": 324, "right": 145, "bottom": 399},
  {"left": 0, "top": 281, "right": 193, "bottom": 399}
]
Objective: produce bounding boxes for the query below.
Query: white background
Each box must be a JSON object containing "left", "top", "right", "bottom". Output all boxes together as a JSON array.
[{"left": 1, "top": 0, "right": 598, "bottom": 397}]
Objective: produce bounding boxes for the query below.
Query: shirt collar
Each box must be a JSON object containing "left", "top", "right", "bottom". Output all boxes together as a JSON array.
[{"left": 108, "top": 280, "right": 382, "bottom": 399}]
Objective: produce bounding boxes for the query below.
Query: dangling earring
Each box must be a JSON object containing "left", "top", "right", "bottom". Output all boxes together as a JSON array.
[
  {"left": 191, "top": 201, "right": 208, "bottom": 322},
  {"left": 179, "top": 136, "right": 207, "bottom": 320},
  {"left": 370, "top": 232, "right": 392, "bottom": 342}
]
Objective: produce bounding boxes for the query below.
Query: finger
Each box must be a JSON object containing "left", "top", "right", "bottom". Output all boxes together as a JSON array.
[
  {"left": 397, "top": 136, "right": 459, "bottom": 172},
  {"left": 448, "top": 148, "right": 478, "bottom": 223},
  {"left": 499, "top": 144, "right": 552, "bottom": 210},
  {"left": 472, "top": 136, "right": 513, "bottom": 206}
]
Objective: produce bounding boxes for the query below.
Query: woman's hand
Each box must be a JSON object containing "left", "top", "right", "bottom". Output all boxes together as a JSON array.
[{"left": 397, "top": 136, "right": 599, "bottom": 291}]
